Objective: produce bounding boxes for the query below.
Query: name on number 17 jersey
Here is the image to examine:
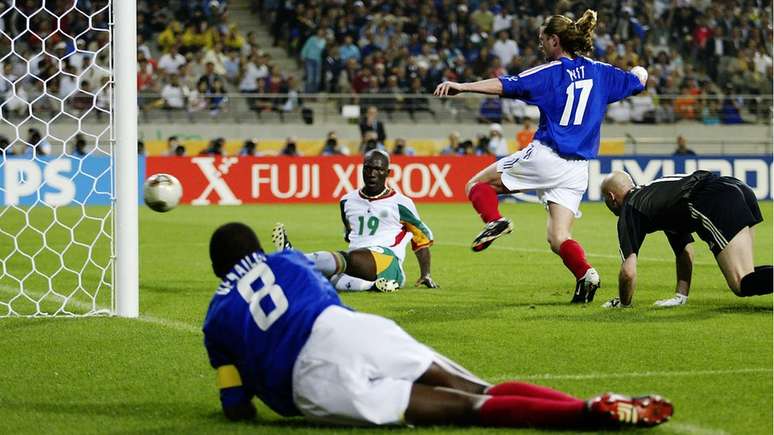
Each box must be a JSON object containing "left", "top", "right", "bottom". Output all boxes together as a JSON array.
[
  {"left": 499, "top": 56, "right": 644, "bottom": 160},
  {"left": 203, "top": 250, "right": 345, "bottom": 416}
]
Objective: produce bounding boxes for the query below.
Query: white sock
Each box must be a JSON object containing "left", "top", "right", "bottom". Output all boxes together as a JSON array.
[
  {"left": 330, "top": 273, "right": 374, "bottom": 291},
  {"left": 306, "top": 251, "right": 345, "bottom": 277}
]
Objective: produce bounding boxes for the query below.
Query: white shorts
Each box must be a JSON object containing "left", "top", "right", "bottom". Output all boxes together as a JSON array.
[
  {"left": 496, "top": 141, "right": 589, "bottom": 217},
  {"left": 292, "top": 306, "right": 487, "bottom": 426}
]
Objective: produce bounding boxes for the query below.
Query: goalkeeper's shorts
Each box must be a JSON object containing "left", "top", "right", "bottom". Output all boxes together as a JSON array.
[{"left": 367, "top": 246, "right": 405, "bottom": 286}]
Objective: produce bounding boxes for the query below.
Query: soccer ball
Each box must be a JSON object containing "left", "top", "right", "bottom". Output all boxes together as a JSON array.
[{"left": 143, "top": 173, "right": 183, "bottom": 212}]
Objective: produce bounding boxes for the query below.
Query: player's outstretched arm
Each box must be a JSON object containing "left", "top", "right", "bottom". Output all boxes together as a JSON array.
[
  {"left": 618, "top": 254, "right": 638, "bottom": 305},
  {"left": 414, "top": 247, "right": 439, "bottom": 288},
  {"left": 604, "top": 253, "right": 638, "bottom": 308},
  {"left": 433, "top": 78, "right": 503, "bottom": 97},
  {"left": 674, "top": 244, "right": 693, "bottom": 296}
]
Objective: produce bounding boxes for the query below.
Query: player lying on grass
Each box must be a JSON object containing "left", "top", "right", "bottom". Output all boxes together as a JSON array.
[
  {"left": 434, "top": 10, "right": 648, "bottom": 304},
  {"left": 204, "top": 222, "right": 674, "bottom": 428},
  {"left": 272, "top": 149, "right": 437, "bottom": 292},
  {"left": 600, "top": 170, "right": 772, "bottom": 308}
]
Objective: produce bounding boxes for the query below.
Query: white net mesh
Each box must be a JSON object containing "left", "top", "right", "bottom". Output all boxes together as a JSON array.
[{"left": 0, "top": 0, "right": 115, "bottom": 316}]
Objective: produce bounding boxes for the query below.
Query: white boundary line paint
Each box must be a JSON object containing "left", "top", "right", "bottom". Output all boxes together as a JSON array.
[
  {"left": 493, "top": 367, "right": 772, "bottom": 381},
  {"left": 437, "top": 241, "right": 718, "bottom": 265},
  {"left": 667, "top": 422, "right": 730, "bottom": 435}
]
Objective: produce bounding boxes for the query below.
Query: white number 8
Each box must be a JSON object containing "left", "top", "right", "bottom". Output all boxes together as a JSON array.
[{"left": 237, "top": 263, "right": 289, "bottom": 331}]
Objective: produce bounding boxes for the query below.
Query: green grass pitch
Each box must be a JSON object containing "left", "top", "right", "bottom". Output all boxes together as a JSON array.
[{"left": 0, "top": 202, "right": 771, "bottom": 434}]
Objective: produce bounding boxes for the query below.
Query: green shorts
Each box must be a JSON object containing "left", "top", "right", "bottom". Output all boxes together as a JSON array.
[{"left": 367, "top": 246, "right": 405, "bottom": 286}]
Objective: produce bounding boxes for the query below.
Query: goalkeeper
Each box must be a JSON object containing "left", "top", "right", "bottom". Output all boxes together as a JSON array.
[
  {"left": 204, "top": 222, "right": 674, "bottom": 428},
  {"left": 600, "top": 170, "right": 772, "bottom": 307},
  {"left": 272, "top": 149, "right": 438, "bottom": 292}
]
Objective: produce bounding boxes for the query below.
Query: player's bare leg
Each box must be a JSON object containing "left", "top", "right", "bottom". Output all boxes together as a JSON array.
[
  {"left": 272, "top": 224, "right": 397, "bottom": 292},
  {"left": 405, "top": 363, "right": 673, "bottom": 428},
  {"left": 546, "top": 202, "right": 599, "bottom": 303},
  {"left": 716, "top": 227, "right": 772, "bottom": 296},
  {"left": 466, "top": 162, "right": 513, "bottom": 252}
]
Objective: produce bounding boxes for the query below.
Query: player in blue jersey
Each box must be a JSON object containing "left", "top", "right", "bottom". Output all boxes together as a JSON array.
[
  {"left": 203, "top": 222, "right": 673, "bottom": 428},
  {"left": 434, "top": 10, "right": 647, "bottom": 304}
]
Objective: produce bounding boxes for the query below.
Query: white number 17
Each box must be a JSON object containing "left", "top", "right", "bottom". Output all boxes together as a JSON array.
[{"left": 559, "top": 79, "right": 593, "bottom": 126}]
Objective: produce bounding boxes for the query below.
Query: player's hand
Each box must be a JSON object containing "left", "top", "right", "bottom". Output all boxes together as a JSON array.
[
  {"left": 653, "top": 294, "right": 688, "bottom": 307},
  {"left": 416, "top": 275, "right": 439, "bottom": 288},
  {"left": 433, "top": 81, "right": 464, "bottom": 97},
  {"left": 602, "top": 297, "right": 631, "bottom": 309}
]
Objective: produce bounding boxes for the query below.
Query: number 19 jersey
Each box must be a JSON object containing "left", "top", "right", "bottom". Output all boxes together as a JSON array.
[
  {"left": 340, "top": 189, "right": 433, "bottom": 263},
  {"left": 499, "top": 56, "right": 644, "bottom": 160}
]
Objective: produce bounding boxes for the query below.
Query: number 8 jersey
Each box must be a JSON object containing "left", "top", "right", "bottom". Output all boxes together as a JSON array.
[
  {"left": 499, "top": 56, "right": 644, "bottom": 160},
  {"left": 340, "top": 188, "right": 433, "bottom": 263}
]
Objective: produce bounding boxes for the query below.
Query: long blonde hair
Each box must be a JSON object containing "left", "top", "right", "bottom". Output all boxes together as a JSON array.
[{"left": 543, "top": 9, "right": 598, "bottom": 55}]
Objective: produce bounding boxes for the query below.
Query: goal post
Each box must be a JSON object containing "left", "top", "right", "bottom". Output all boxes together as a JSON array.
[
  {"left": 0, "top": 1, "right": 138, "bottom": 317},
  {"left": 114, "top": 0, "right": 138, "bottom": 317}
]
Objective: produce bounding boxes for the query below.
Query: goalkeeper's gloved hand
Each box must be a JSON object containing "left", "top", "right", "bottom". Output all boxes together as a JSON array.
[
  {"left": 416, "top": 275, "right": 439, "bottom": 288},
  {"left": 602, "top": 297, "right": 631, "bottom": 308}
]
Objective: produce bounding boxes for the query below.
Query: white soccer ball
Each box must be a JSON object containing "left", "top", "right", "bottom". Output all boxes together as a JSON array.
[{"left": 143, "top": 173, "right": 183, "bottom": 212}]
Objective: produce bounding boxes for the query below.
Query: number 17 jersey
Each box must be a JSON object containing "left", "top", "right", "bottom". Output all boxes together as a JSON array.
[{"left": 499, "top": 56, "right": 644, "bottom": 160}]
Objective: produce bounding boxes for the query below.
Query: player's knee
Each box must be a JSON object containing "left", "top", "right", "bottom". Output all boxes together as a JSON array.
[{"left": 546, "top": 233, "right": 569, "bottom": 253}]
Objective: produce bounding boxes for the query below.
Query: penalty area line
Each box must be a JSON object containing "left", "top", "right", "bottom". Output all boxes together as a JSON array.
[{"left": 493, "top": 367, "right": 772, "bottom": 382}]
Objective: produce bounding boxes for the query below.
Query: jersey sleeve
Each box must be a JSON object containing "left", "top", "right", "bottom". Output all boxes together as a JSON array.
[
  {"left": 397, "top": 197, "right": 433, "bottom": 251},
  {"left": 603, "top": 64, "right": 645, "bottom": 103},
  {"left": 498, "top": 72, "right": 545, "bottom": 105},
  {"left": 617, "top": 205, "right": 646, "bottom": 259},
  {"left": 665, "top": 231, "right": 695, "bottom": 255},
  {"left": 339, "top": 198, "right": 351, "bottom": 243},
  {"left": 205, "top": 333, "right": 251, "bottom": 410}
]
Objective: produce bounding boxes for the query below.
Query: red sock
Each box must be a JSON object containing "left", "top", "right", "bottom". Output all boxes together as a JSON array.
[
  {"left": 468, "top": 182, "right": 502, "bottom": 223},
  {"left": 558, "top": 239, "right": 592, "bottom": 280},
  {"left": 479, "top": 395, "right": 587, "bottom": 427},
  {"left": 486, "top": 381, "right": 578, "bottom": 402}
]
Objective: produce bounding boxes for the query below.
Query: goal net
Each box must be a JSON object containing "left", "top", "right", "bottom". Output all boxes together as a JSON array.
[{"left": 0, "top": 1, "right": 137, "bottom": 317}]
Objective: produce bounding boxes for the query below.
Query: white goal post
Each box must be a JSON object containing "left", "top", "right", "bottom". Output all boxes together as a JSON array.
[{"left": 0, "top": 1, "right": 138, "bottom": 317}]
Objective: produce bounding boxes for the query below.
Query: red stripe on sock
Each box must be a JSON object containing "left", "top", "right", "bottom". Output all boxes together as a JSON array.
[
  {"left": 559, "top": 239, "right": 592, "bottom": 280},
  {"left": 468, "top": 182, "right": 502, "bottom": 223},
  {"left": 486, "top": 381, "right": 579, "bottom": 401},
  {"left": 479, "top": 395, "right": 587, "bottom": 427}
]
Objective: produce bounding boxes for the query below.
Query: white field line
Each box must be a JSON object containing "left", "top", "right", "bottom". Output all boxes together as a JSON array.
[
  {"left": 666, "top": 422, "right": 730, "bottom": 435},
  {"left": 437, "top": 241, "right": 718, "bottom": 266},
  {"left": 0, "top": 284, "right": 200, "bottom": 334},
  {"left": 492, "top": 367, "right": 772, "bottom": 382}
]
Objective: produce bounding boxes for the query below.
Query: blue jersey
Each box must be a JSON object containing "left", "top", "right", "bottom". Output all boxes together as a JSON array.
[
  {"left": 202, "top": 250, "right": 345, "bottom": 416},
  {"left": 499, "top": 56, "right": 644, "bottom": 159}
]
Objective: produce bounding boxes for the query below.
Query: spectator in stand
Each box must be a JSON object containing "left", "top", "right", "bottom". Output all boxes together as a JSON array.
[
  {"left": 202, "top": 42, "right": 228, "bottom": 77},
  {"left": 339, "top": 35, "right": 361, "bottom": 63},
  {"left": 198, "top": 61, "right": 223, "bottom": 93},
  {"left": 359, "top": 106, "right": 386, "bottom": 146},
  {"left": 158, "top": 75, "right": 189, "bottom": 110},
  {"left": 391, "top": 138, "right": 415, "bottom": 156},
  {"left": 202, "top": 137, "right": 225, "bottom": 156},
  {"left": 320, "top": 131, "right": 348, "bottom": 156},
  {"left": 207, "top": 78, "right": 229, "bottom": 115},
  {"left": 165, "top": 136, "right": 181, "bottom": 156},
  {"left": 72, "top": 135, "right": 89, "bottom": 157},
  {"left": 0, "top": 136, "right": 13, "bottom": 156},
  {"left": 281, "top": 137, "right": 301, "bottom": 156},
  {"left": 470, "top": 2, "right": 494, "bottom": 34},
  {"left": 673, "top": 135, "right": 696, "bottom": 156},
  {"left": 158, "top": 45, "right": 187, "bottom": 76},
  {"left": 492, "top": 31, "right": 519, "bottom": 68},
  {"left": 301, "top": 28, "right": 327, "bottom": 93},
  {"left": 516, "top": 120, "right": 535, "bottom": 150},
  {"left": 492, "top": 5, "right": 514, "bottom": 35},
  {"left": 174, "top": 144, "right": 186, "bottom": 156},
  {"left": 240, "top": 139, "right": 262, "bottom": 156},
  {"left": 360, "top": 131, "right": 381, "bottom": 154},
  {"left": 441, "top": 131, "right": 461, "bottom": 155},
  {"left": 25, "top": 128, "right": 51, "bottom": 157},
  {"left": 487, "top": 123, "right": 509, "bottom": 157},
  {"left": 137, "top": 140, "right": 145, "bottom": 156},
  {"left": 188, "top": 81, "right": 210, "bottom": 113}
]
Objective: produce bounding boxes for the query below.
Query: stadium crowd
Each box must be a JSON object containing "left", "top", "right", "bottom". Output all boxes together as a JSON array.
[
  {"left": 258, "top": 0, "right": 772, "bottom": 124},
  {"left": 0, "top": 0, "right": 771, "bottom": 160}
]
